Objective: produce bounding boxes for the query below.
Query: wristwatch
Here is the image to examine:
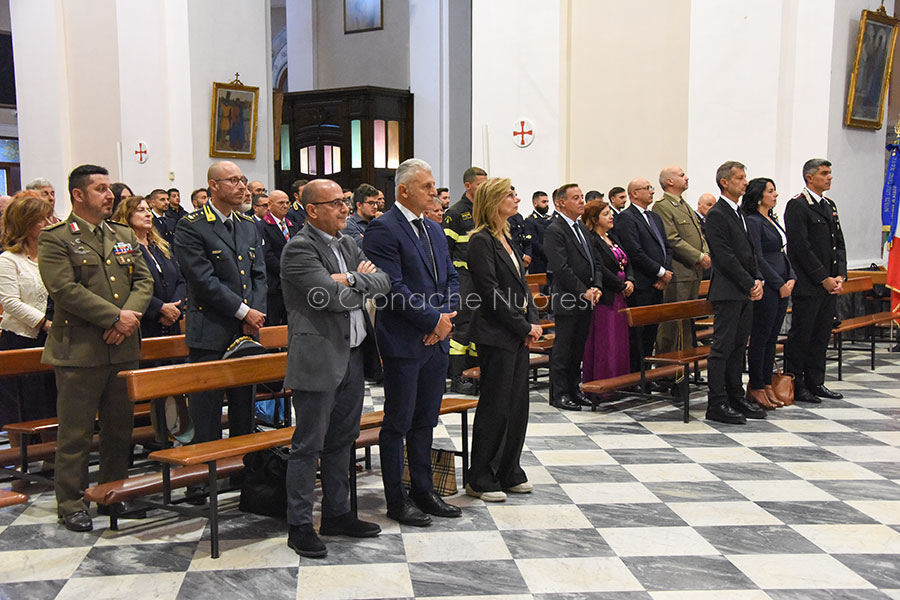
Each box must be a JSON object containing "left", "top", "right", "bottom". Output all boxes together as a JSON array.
[{"left": 346, "top": 271, "right": 356, "bottom": 287}]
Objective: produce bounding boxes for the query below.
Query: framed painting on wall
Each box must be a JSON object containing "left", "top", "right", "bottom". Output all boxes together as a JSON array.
[
  {"left": 845, "top": 7, "right": 899, "bottom": 130},
  {"left": 344, "top": 0, "right": 382, "bottom": 34},
  {"left": 209, "top": 81, "right": 259, "bottom": 159}
]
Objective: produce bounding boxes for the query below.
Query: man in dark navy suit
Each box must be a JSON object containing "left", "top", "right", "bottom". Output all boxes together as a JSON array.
[
  {"left": 287, "top": 179, "right": 309, "bottom": 228},
  {"left": 524, "top": 190, "right": 552, "bottom": 275},
  {"left": 704, "top": 161, "right": 765, "bottom": 425},
  {"left": 363, "top": 158, "right": 462, "bottom": 527},
  {"left": 544, "top": 183, "right": 602, "bottom": 411},
  {"left": 615, "top": 178, "right": 674, "bottom": 374},
  {"left": 260, "top": 190, "right": 299, "bottom": 326},
  {"left": 174, "top": 161, "right": 267, "bottom": 445}
]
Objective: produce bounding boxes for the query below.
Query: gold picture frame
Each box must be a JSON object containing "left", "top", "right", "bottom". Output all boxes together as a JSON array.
[
  {"left": 845, "top": 7, "right": 899, "bottom": 130},
  {"left": 209, "top": 81, "right": 259, "bottom": 159}
]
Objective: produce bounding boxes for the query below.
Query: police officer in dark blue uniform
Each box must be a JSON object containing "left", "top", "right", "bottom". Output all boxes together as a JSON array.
[
  {"left": 174, "top": 161, "right": 267, "bottom": 444},
  {"left": 524, "top": 190, "right": 553, "bottom": 275}
]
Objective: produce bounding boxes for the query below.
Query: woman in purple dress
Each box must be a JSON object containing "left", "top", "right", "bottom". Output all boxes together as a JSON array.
[{"left": 582, "top": 200, "right": 634, "bottom": 383}]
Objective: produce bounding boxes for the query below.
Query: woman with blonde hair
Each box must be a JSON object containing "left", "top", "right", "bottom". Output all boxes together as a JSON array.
[
  {"left": 0, "top": 191, "right": 57, "bottom": 426},
  {"left": 465, "top": 177, "right": 543, "bottom": 502},
  {"left": 114, "top": 196, "right": 185, "bottom": 337}
]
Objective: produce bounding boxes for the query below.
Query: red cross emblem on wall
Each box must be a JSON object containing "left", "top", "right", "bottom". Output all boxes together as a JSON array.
[
  {"left": 134, "top": 142, "right": 148, "bottom": 164},
  {"left": 512, "top": 119, "right": 534, "bottom": 148}
]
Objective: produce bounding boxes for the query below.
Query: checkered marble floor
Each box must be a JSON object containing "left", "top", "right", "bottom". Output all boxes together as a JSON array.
[{"left": 2, "top": 350, "right": 900, "bottom": 600}]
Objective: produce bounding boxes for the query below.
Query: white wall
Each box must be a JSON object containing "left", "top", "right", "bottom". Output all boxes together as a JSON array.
[
  {"left": 10, "top": 0, "right": 73, "bottom": 214},
  {"left": 409, "top": 0, "right": 448, "bottom": 186},
  {"left": 286, "top": 0, "right": 315, "bottom": 91},
  {"left": 687, "top": 0, "right": 785, "bottom": 199},
  {"left": 471, "top": 0, "right": 562, "bottom": 213},
  {"left": 827, "top": 0, "right": 886, "bottom": 266},
  {"left": 315, "top": 0, "right": 409, "bottom": 90},
  {"left": 186, "top": 0, "right": 273, "bottom": 190}
]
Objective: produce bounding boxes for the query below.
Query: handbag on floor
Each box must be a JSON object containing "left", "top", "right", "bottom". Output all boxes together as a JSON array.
[
  {"left": 771, "top": 365, "right": 794, "bottom": 406},
  {"left": 402, "top": 446, "right": 458, "bottom": 496},
  {"left": 239, "top": 447, "right": 289, "bottom": 518}
]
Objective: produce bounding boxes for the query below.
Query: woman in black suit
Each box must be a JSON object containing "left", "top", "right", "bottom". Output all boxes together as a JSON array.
[
  {"left": 114, "top": 196, "right": 186, "bottom": 338},
  {"left": 466, "top": 177, "right": 543, "bottom": 502},
  {"left": 742, "top": 178, "right": 796, "bottom": 409}
]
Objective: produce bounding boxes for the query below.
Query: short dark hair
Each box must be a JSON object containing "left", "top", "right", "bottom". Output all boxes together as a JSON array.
[
  {"left": 353, "top": 183, "right": 379, "bottom": 207},
  {"left": 802, "top": 158, "right": 831, "bottom": 181},
  {"left": 167, "top": 188, "right": 180, "bottom": 195},
  {"left": 532, "top": 190, "right": 547, "bottom": 201},
  {"left": 291, "top": 179, "right": 309, "bottom": 198},
  {"left": 715, "top": 161, "right": 746, "bottom": 191},
  {"left": 556, "top": 183, "right": 580, "bottom": 202},
  {"left": 740, "top": 177, "right": 776, "bottom": 215},
  {"left": 190, "top": 188, "right": 206, "bottom": 202},
  {"left": 551, "top": 188, "right": 559, "bottom": 202},
  {"left": 463, "top": 167, "right": 487, "bottom": 184},
  {"left": 251, "top": 193, "right": 269, "bottom": 206},
  {"left": 68, "top": 164, "right": 108, "bottom": 199},
  {"left": 437, "top": 187, "right": 449, "bottom": 195},
  {"left": 608, "top": 186, "right": 626, "bottom": 198},
  {"left": 585, "top": 190, "right": 604, "bottom": 202},
  {"left": 149, "top": 188, "right": 169, "bottom": 200}
]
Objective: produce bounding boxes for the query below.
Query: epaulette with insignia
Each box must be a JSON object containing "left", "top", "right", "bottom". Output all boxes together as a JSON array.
[
  {"left": 43, "top": 221, "right": 66, "bottom": 231},
  {"left": 185, "top": 210, "right": 201, "bottom": 222},
  {"left": 236, "top": 212, "right": 254, "bottom": 222}
]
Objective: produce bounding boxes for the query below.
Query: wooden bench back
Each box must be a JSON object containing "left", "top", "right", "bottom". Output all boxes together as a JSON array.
[
  {"left": 698, "top": 279, "right": 710, "bottom": 297},
  {"left": 526, "top": 272, "right": 547, "bottom": 286},
  {"left": 847, "top": 269, "right": 886, "bottom": 285},
  {"left": 838, "top": 276, "right": 873, "bottom": 295},
  {"left": 120, "top": 352, "right": 288, "bottom": 402},
  {"left": 0, "top": 325, "right": 288, "bottom": 378},
  {"left": 623, "top": 298, "right": 713, "bottom": 327}
]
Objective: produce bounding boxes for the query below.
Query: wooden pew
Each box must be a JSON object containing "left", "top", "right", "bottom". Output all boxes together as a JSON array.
[
  {"left": 829, "top": 277, "right": 896, "bottom": 379},
  {"left": 0, "top": 489, "right": 28, "bottom": 509},
  {"left": 0, "top": 326, "right": 290, "bottom": 482},
  {"left": 108, "top": 355, "right": 477, "bottom": 558}
]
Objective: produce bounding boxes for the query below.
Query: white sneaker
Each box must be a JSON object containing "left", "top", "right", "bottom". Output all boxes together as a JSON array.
[
  {"left": 465, "top": 484, "right": 507, "bottom": 502},
  {"left": 504, "top": 481, "right": 533, "bottom": 494}
]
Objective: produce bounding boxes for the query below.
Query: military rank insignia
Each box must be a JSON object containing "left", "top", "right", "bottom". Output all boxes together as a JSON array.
[
  {"left": 69, "top": 222, "right": 80, "bottom": 234},
  {"left": 113, "top": 242, "right": 133, "bottom": 256}
]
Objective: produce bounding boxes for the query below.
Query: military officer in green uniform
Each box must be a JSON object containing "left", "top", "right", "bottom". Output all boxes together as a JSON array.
[
  {"left": 38, "top": 164, "right": 153, "bottom": 532},
  {"left": 652, "top": 166, "right": 711, "bottom": 354},
  {"left": 442, "top": 166, "right": 486, "bottom": 394}
]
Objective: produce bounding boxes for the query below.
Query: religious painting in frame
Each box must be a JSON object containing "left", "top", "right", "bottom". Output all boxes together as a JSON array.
[
  {"left": 209, "top": 81, "right": 259, "bottom": 159},
  {"left": 845, "top": 7, "right": 899, "bottom": 130},
  {"left": 344, "top": 0, "right": 383, "bottom": 34}
]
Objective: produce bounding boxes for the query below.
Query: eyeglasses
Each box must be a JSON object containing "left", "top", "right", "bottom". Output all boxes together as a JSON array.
[
  {"left": 637, "top": 185, "right": 655, "bottom": 192},
  {"left": 214, "top": 176, "right": 249, "bottom": 186},
  {"left": 361, "top": 200, "right": 379, "bottom": 206},
  {"left": 308, "top": 199, "right": 346, "bottom": 209}
]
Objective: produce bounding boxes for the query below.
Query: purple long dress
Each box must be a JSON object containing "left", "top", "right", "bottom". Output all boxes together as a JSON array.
[{"left": 583, "top": 243, "right": 631, "bottom": 382}]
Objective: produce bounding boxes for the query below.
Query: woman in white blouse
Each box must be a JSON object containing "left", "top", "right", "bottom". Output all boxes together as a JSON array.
[{"left": 0, "top": 191, "right": 57, "bottom": 427}]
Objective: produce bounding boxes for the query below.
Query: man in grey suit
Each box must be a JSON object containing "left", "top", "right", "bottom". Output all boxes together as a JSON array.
[{"left": 281, "top": 179, "right": 391, "bottom": 558}]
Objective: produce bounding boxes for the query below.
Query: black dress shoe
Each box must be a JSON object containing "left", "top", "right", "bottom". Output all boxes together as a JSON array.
[
  {"left": 184, "top": 485, "right": 208, "bottom": 506},
  {"left": 811, "top": 384, "right": 843, "bottom": 400},
  {"left": 97, "top": 501, "right": 147, "bottom": 519},
  {"left": 287, "top": 524, "right": 327, "bottom": 558},
  {"left": 59, "top": 510, "right": 93, "bottom": 532},
  {"left": 410, "top": 491, "right": 462, "bottom": 518},
  {"left": 386, "top": 501, "right": 432, "bottom": 527},
  {"left": 319, "top": 512, "right": 381, "bottom": 538},
  {"left": 571, "top": 391, "right": 592, "bottom": 407},
  {"left": 705, "top": 403, "right": 747, "bottom": 425},
  {"left": 732, "top": 397, "right": 767, "bottom": 420},
  {"left": 550, "top": 394, "right": 581, "bottom": 411},
  {"left": 794, "top": 387, "right": 821, "bottom": 403}
]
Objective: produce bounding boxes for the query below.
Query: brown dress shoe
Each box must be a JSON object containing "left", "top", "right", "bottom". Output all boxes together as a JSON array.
[
  {"left": 747, "top": 388, "right": 777, "bottom": 410},
  {"left": 763, "top": 385, "right": 785, "bottom": 407}
]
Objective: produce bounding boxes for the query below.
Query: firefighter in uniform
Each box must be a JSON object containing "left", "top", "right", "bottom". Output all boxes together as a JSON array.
[
  {"left": 442, "top": 167, "right": 487, "bottom": 394},
  {"left": 783, "top": 159, "right": 847, "bottom": 404}
]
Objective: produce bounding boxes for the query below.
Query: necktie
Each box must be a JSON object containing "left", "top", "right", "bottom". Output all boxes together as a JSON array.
[
  {"left": 412, "top": 219, "right": 437, "bottom": 278},
  {"left": 572, "top": 223, "right": 594, "bottom": 279},
  {"left": 279, "top": 220, "right": 290, "bottom": 241},
  {"left": 95, "top": 224, "right": 104, "bottom": 244},
  {"left": 644, "top": 211, "right": 666, "bottom": 255},
  {"left": 224, "top": 217, "right": 236, "bottom": 242}
]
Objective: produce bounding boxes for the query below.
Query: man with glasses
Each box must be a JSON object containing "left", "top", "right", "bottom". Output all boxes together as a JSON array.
[
  {"left": 343, "top": 183, "right": 380, "bottom": 247},
  {"left": 174, "top": 161, "right": 267, "bottom": 460},
  {"left": 616, "top": 178, "right": 673, "bottom": 374}
]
